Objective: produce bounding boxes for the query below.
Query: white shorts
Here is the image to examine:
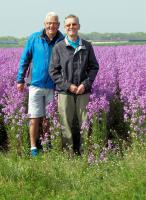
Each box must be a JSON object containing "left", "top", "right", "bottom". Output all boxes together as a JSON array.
[{"left": 28, "top": 86, "right": 54, "bottom": 118}]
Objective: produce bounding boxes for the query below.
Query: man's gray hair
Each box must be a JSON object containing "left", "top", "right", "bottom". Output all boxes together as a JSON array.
[
  {"left": 64, "top": 14, "right": 79, "bottom": 24},
  {"left": 44, "top": 12, "right": 59, "bottom": 22}
]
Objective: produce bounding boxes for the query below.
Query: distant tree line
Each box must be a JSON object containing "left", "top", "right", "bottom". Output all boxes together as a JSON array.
[
  {"left": 0, "top": 36, "right": 28, "bottom": 47},
  {"left": 0, "top": 32, "right": 146, "bottom": 47},
  {"left": 79, "top": 32, "right": 146, "bottom": 42}
]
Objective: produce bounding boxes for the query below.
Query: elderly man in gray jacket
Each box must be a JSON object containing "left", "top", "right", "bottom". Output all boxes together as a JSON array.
[{"left": 50, "top": 14, "right": 99, "bottom": 155}]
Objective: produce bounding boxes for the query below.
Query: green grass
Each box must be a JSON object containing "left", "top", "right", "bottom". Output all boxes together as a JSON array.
[{"left": 0, "top": 143, "right": 146, "bottom": 200}]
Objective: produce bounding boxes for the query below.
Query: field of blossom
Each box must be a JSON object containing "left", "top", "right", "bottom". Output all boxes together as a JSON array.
[{"left": 0, "top": 45, "right": 146, "bottom": 155}]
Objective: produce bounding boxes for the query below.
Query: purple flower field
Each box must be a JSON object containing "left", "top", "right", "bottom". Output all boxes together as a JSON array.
[
  {"left": 0, "top": 46, "right": 146, "bottom": 144},
  {"left": 0, "top": 48, "right": 28, "bottom": 126}
]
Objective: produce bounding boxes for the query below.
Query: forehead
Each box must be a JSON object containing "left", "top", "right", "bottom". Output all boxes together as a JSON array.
[
  {"left": 45, "top": 16, "right": 58, "bottom": 23},
  {"left": 65, "top": 17, "right": 78, "bottom": 24}
]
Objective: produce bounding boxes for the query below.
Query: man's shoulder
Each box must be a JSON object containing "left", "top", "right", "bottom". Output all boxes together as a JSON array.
[
  {"left": 54, "top": 39, "right": 65, "bottom": 48},
  {"left": 28, "top": 31, "right": 42, "bottom": 40},
  {"left": 81, "top": 39, "right": 92, "bottom": 47}
]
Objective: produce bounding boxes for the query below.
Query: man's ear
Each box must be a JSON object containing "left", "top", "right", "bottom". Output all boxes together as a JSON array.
[
  {"left": 78, "top": 24, "right": 80, "bottom": 30},
  {"left": 58, "top": 22, "right": 60, "bottom": 28}
]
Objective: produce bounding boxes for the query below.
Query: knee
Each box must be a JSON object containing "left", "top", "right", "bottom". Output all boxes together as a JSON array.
[{"left": 29, "top": 118, "right": 40, "bottom": 127}]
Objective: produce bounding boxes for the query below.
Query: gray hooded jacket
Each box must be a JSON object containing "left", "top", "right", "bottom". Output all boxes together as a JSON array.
[{"left": 49, "top": 38, "right": 99, "bottom": 94}]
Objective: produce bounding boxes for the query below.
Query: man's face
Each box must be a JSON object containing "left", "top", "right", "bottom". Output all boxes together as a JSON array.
[
  {"left": 64, "top": 17, "right": 80, "bottom": 38},
  {"left": 44, "top": 16, "right": 59, "bottom": 37}
]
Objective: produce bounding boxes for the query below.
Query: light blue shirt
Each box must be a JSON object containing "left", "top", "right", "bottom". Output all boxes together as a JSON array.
[{"left": 66, "top": 36, "right": 80, "bottom": 49}]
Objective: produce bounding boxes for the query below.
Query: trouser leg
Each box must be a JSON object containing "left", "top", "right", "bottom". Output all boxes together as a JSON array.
[
  {"left": 76, "top": 94, "right": 90, "bottom": 152},
  {"left": 72, "top": 110, "right": 80, "bottom": 154},
  {"left": 58, "top": 94, "right": 75, "bottom": 150}
]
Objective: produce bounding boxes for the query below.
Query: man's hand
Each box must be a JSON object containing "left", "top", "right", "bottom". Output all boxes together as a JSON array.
[
  {"left": 17, "top": 83, "right": 25, "bottom": 92},
  {"left": 76, "top": 84, "right": 85, "bottom": 95},
  {"left": 69, "top": 84, "right": 78, "bottom": 94}
]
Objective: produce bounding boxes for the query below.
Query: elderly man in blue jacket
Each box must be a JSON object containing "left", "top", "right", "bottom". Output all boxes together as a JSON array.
[{"left": 17, "top": 12, "right": 64, "bottom": 156}]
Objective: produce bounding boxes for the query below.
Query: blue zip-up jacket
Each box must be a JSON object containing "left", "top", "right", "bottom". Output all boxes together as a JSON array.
[{"left": 17, "top": 29, "right": 64, "bottom": 88}]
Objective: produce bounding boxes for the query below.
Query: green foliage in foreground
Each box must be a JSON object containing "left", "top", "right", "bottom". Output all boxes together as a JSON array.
[{"left": 0, "top": 142, "right": 146, "bottom": 200}]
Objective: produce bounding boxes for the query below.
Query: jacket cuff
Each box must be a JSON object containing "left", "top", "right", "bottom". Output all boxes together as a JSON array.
[
  {"left": 64, "top": 82, "right": 72, "bottom": 92},
  {"left": 17, "top": 80, "right": 25, "bottom": 84},
  {"left": 81, "top": 80, "right": 91, "bottom": 91}
]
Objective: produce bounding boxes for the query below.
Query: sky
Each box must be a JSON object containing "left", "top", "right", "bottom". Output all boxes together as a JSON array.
[{"left": 0, "top": 0, "right": 146, "bottom": 37}]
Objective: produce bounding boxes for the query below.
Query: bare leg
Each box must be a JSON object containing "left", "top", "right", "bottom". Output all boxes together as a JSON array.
[{"left": 29, "top": 118, "right": 40, "bottom": 147}]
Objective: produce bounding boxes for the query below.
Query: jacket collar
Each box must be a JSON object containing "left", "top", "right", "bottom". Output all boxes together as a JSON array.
[
  {"left": 65, "top": 36, "right": 85, "bottom": 47},
  {"left": 40, "top": 29, "right": 64, "bottom": 44},
  {"left": 64, "top": 36, "right": 86, "bottom": 54}
]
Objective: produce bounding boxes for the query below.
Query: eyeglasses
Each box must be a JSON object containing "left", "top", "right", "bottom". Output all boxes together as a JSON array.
[
  {"left": 65, "top": 23, "right": 78, "bottom": 27},
  {"left": 46, "top": 22, "right": 59, "bottom": 26}
]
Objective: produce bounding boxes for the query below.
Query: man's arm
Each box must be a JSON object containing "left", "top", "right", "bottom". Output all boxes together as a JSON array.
[
  {"left": 17, "top": 35, "right": 33, "bottom": 91},
  {"left": 49, "top": 46, "right": 72, "bottom": 92},
  {"left": 81, "top": 44, "right": 99, "bottom": 91}
]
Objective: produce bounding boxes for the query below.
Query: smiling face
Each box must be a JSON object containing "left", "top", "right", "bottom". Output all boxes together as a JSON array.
[
  {"left": 44, "top": 16, "right": 60, "bottom": 39},
  {"left": 64, "top": 16, "right": 80, "bottom": 41}
]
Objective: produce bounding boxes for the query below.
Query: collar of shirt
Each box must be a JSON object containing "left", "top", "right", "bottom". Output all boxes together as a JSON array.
[{"left": 66, "top": 35, "right": 80, "bottom": 49}]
